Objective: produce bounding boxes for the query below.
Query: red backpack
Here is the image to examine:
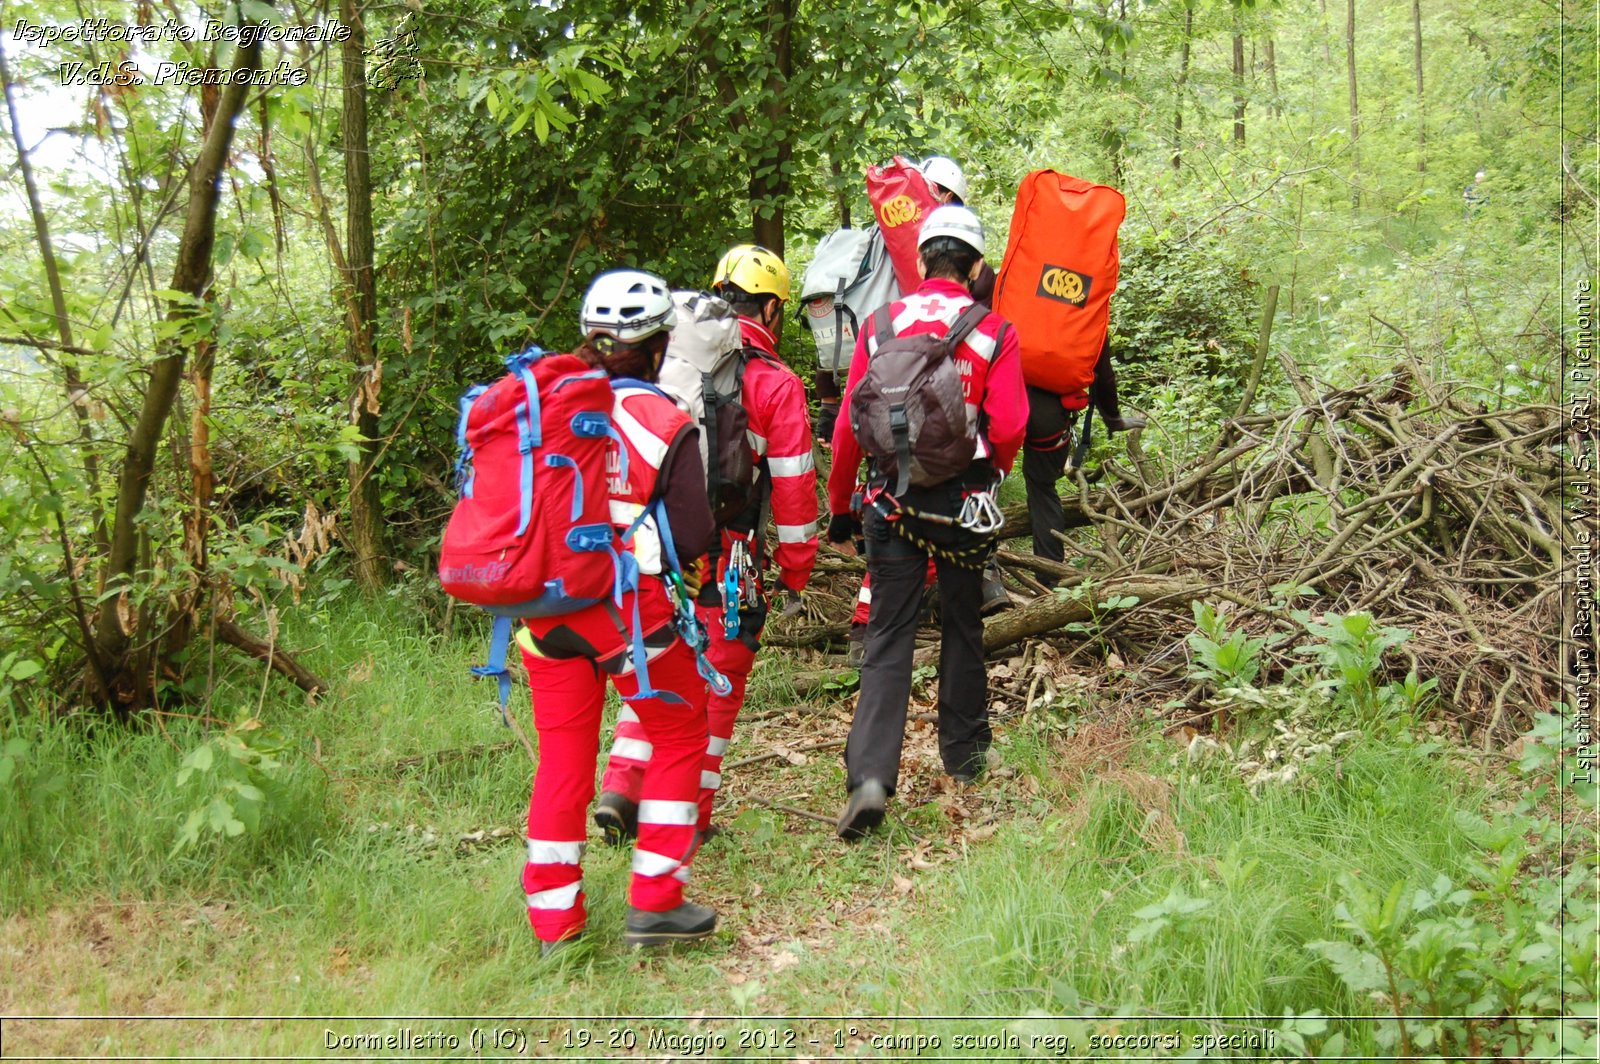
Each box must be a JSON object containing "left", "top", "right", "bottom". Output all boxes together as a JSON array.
[
  {"left": 439, "top": 349, "right": 618, "bottom": 703},
  {"left": 993, "top": 170, "right": 1125, "bottom": 405},
  {"left": 867, "top": 156, "right": 943, "bottom": 294}
]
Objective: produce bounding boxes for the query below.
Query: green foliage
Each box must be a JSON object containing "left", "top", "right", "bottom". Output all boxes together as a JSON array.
[
  {"left": 1112, "top": 226, "right": 1262, "bottom": 421},
  {"left": 1185, "top": 601, "right": 1269, "bottom": 688},
  {"left": 172, "top": 716, "right": 294, "bottom": 855},
  {"left": 1294, "top": 610, "right": 1413, "bottom": 723},
  {"left": 1305, "top": 713, "right": 1600, "bottom": 1059}
]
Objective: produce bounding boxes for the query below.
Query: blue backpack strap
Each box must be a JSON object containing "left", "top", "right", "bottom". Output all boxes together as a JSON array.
[
  {"left": 647, "top": 498, "right": 732, "bottom": 697},
  {"left": 454, "top": 384, "right": 488, "bottom": 496},
  {"left": 544, "top": 454, "right": 584, "bottom": 521},
  {"left": 469, "top": 614, "right": 516, "bottom": 721},
  {"left": 515, "top": 405, "right": 536, "bottom": 535}
]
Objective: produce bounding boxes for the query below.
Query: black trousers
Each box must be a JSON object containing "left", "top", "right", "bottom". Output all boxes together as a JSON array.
[
  {"left": 1023, "top": 385, "right": 1074, "bottom": 566},
  {"left": 846, "top": 484, "right": 992, "bottom": 794}
]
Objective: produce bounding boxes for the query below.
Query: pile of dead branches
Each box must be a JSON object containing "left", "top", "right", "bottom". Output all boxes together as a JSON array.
[{"left": 776, "top": 359, "right": 1581, "bottom": 744}]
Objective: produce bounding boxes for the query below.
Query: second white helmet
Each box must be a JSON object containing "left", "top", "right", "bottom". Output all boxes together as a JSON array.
[
  {"left": 921, "top": 155, "right": 969, "bottom": 202},
  {"left": 919, "top": 204, "right": 986, "bottom": 257},
  {"left": 580, "top": 269, "right": 676, "bottom": 342}
]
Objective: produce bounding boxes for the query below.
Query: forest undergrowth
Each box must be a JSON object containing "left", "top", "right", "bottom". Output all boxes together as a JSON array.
[{"left": 1, "top": 590, "right": 1593, "bottom": 1059}]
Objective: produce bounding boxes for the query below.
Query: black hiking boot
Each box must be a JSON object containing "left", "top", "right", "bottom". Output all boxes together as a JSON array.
[
  {"left": 1101, "top": 412, "right": 1147, "bottom": 434},
  {"left": 845, "top": 623, "right": 866, "bottom": 668},
  {"left": 594, "top": 791, "right": 638, "bottom": 846},
  {"left": 980, "top": 562, "right": 1013, "bottom": 616},
  {"left": 836, "top": 779, "right": 888, "bottom": 841},
  {"left": 623, "top": 902, "right": 718, "bottom": 948}
]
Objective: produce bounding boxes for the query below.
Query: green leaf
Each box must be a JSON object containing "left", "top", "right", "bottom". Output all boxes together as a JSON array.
[
  {"left": 1308, "top": 940, "right": 1387, "bottom": 993},
  {"left": 8, "top": 659, "right": 42, "bottom": 681}
]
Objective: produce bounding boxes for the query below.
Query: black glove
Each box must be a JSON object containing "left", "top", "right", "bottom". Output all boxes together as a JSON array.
[{"left": 826, "top": 513, "right": 861, "bottom": 545}]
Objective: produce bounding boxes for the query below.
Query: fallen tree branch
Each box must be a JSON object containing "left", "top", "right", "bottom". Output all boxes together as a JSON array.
[{"left": 215, "top": 619, "right": 328, "bottom": 697}]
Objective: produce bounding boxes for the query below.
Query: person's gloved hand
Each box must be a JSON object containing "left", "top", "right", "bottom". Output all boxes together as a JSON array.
[
  {"left": 779, "top": 588, "right": 805, "bottom": 620},
  {"left": 681, "top": 557, "right": 709, "bottom": 598},
  {"left": 827, "top": 513, "right": 861, "bottom": 546}
]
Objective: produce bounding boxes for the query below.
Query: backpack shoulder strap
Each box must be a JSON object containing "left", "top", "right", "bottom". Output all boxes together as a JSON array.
[
  {"left": 870, "top": 304, "right": 895, "bottom": 350},
  {"left": 942, "top": 301, "right": 992, "bottom": 352}
]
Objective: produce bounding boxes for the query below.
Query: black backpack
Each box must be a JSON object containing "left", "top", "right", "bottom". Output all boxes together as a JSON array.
[{"left": 849, "top": 302, "right": 992, "bottom": 495}]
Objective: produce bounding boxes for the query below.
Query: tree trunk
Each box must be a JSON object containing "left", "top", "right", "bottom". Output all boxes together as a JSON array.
[
  {"left": 342, "top": 0, "right": 386, "bottom": 593},
  {"left": 1412, "top": 0, "right": 1425, "bottom": 172},
  {"left": 1319, "top": 0, "right": 1332, "bottom": 63},
  {"left": 830, "top": 150, "right": 849, "bottom": 229},
  {"left": 1346, "top": 0, "right": 1360, "bottom": 207},
  {"left": 0, "top": 36, "right": 107, "bottom": 554},
  {"left": 1173, "top": 4, "right": 1192, "bottom": 170},
  {"left": 1264, "top": 34, "right": 1281, "bottom": 117},
  {"left": 91, "top": 31, "right": 262, "bottom": 710},
  {"left": 749, "top": 0, "right": 793, "bottom": 255},
  {"left": 1232, "top": 17, "right": 1246, "bottom": 146},
  {"left": 169, "top": 71, "right": 225, "bottom": 665}
]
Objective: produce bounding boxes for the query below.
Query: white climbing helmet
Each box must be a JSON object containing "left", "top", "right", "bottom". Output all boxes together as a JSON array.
[
  {"left": 579, "top": 269, "right": 677, "bottom": 342},
  {"left": 921, "top": 155, "right": 969, "bottom": 202},
  {"left": 918, "top": 204, "right": 986, "bottom": 257}
]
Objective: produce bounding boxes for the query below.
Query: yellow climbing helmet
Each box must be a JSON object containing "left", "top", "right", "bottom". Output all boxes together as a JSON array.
[{"left": 711, "top": 244, "right": 791, "bottom": 301}]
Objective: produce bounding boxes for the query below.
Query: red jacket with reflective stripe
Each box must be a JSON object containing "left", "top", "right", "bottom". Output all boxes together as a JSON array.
[
  {"left": 737, "top": 318, "right": 818, "bottom": 593},
  {"left": 609, "top": 383, "right": 713, "bottom": 573},
  {"left": 827, "top": 277, "right": 1026, "bottom": 516}
]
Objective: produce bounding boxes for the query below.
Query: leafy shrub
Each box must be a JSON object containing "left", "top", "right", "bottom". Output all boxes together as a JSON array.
[
  {"left": 1111, "top": 227, "right": 1261, "bottom": 421},
  {"left": 1304, "top": 709, "right": 1599, "bottom": 1059}
]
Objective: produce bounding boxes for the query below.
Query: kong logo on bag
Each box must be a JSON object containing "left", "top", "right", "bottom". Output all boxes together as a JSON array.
[
  {"left": 879, "top": 194, "right": 921, "bottom": 228},
  {"left": 866, "top": 157, "right": 943, "bottom": 293},
  {"left": 1037, "top": 265, "right": 1092, "bottom": 307}
]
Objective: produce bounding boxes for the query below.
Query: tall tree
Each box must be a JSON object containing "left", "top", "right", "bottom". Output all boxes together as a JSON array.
[
  {"left": 0, "top": 35, "right": 106, "bottom": 556},
  {"left": 1232, "top": 8, "right": 1247, "bottom": 145},
  {"left": 340, "top": 0, "right": 386, "bottom": 592},
  {"left": 1346, "top": 0, "right": 1360, "bottom": 207},
  {"left": 91, "top": 29, "right": 262, "bottom": 711},
  {"left": 1412, "top": 0, "right": 1425, "bottom": 172},
  {"left": 1173, "top": 1, "right": 1193, "bottom": 170}
]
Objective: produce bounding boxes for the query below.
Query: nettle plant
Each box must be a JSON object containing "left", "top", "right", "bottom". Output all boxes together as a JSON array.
[{"left": 1306, "top": 711, "right": 1598, "bottom": 1060}]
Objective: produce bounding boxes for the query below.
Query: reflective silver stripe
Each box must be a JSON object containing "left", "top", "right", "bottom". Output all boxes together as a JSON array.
[
  {"left": 610, "top": 501, "right": 663, "bottom": 575},
  {"left": 858, "top": 585, "right": 872, "bottom": 604},
  {"left": 526, "top": 839, "right": 584, "bottom": 865},
  {"left": 610, "top": 736, "right": 654, "bottom": 762},
  {"left": 747, "top": 429, "right": 768, "bottom": 456},
  {"left": 617, "top": 706, "right": 640, "bottom": 724},
  {"left": 706, "top": 735, "right": 730, "bottom": 756},
  {"left": 673, "top": 866, "right": 692, "bottom": 883},
  {"left": 631, "top": 848, "right": 681, "bottom": 877},
  {"left": 526, "top": 882, "right": 582, "bottom": 910},
  {"left": 776, "top": 521, "right": 817, "bottom": 544},
  {"left": 637, "top": 799, "right": 699, "bottom": 826},
  {"left": 700, "top": 770, "right": 723, "bottom": 790},
  {"left": 612, "top": 392, "right": 671, "bottom": 466},
  {"left": 768, "top": 451, "right": 814, "bottom": 477},
  {"left": 963, "top": 328, "right": 998, "bottom": 362}
]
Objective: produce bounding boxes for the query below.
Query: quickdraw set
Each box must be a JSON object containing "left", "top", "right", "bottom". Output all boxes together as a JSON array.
[
  {"left": 859, "top": 479, "right": 1005, "bottom": 570},
  {"left": 721, "top": 538, "right": 761, "bottom": 639}
]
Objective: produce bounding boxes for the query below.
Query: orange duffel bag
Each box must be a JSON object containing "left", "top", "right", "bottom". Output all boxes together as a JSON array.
[
  {"left": 993, "top": 170, "right": 1125, "bottom": 404},
  {"left": 866, "top": 156, "right": 943, "bottom": 294}
]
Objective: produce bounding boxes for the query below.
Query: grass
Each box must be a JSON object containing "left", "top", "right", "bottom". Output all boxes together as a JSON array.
[{"left": 0, "top": 591, "right": 1588, "bottom": 1058}]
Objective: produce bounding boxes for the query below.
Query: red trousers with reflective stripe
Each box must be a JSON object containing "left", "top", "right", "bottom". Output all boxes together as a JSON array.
[
  {"left": 601, "top": 601, "right": 756, "bottom": 832},
  {"left": 518, "top": 597, "right": 708, "bottom": 944}
]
